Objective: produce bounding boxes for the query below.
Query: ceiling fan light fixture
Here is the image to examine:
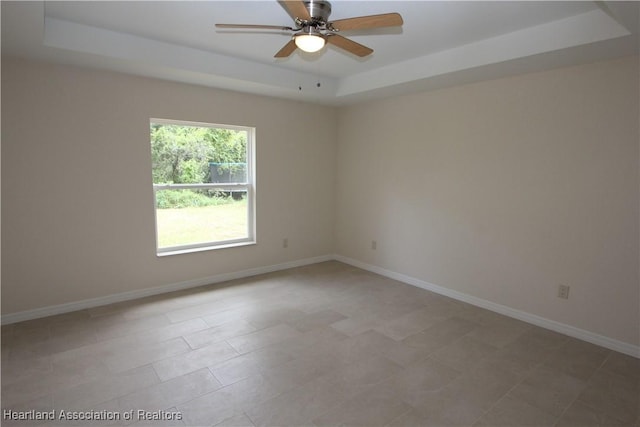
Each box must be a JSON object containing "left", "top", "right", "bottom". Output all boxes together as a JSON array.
[{"left": 294, "top": 32, "right": 325, "bottom": 53}]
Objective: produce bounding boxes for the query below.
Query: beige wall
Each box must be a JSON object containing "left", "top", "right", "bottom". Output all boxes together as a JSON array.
[
  {"left": 335, "top": 56, "right": 639, "bottom": 346},
  {"left": 1, "top": 57, "right": 337, "bottom": 314},
  {"left": 3, "top": 55, "right": 639, "bottom": 348}
]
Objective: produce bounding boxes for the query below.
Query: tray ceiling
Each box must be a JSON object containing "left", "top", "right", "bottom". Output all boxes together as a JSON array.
[{"left": 2, "top": 1, "right": 638, "bottom": 105}]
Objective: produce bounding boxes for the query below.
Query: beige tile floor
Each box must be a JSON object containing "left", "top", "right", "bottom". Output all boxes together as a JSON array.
[{"left": 2, "top": 261, "right": 639, "bottom": 427}]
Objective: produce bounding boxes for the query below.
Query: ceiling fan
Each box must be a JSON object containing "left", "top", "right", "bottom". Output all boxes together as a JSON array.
[{"left": 215, "top": 0, "right": 403, "bottom": 58}]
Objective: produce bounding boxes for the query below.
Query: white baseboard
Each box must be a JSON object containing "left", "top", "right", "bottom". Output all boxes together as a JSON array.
[
  {"left": 3, "top": 252, "right": 638, "bottom": 358},
  {"left": 334, "top": 254, "right": 640, "bottom": 358},
  {"left": 0, "top": 254, "right": 333, "bottom": 325}
]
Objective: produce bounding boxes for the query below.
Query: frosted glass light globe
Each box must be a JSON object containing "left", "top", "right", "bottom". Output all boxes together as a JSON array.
[{"left": 295, "top": 34, "right": 325, "bottom": 53}]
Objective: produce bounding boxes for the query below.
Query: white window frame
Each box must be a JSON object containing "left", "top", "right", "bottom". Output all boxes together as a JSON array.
[{"left": 151, "top": 118, "right": 256, "bottom": 256}]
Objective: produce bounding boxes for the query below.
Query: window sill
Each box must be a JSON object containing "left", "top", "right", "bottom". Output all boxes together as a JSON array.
[{"left": 157, "top": 240, "right": 256, "bottom": 257}]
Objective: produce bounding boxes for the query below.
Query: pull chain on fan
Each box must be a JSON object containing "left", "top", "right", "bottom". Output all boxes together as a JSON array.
[{"left": 215, "top": 0, "right": 403, "bottom": 58}]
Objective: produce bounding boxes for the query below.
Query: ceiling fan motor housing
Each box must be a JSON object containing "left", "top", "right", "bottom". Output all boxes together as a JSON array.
[{"left": 303, "top": 0, "right": 332, "bottom": 23}]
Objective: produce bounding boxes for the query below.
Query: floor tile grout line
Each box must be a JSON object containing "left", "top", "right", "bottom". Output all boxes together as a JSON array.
[
  {"left": 552, "top": 350, "right": 632, "bottom": 426},
  {"left": 383, "top": 407, "right": 414, "bottom": 427},
  {"left": 113, "top": 367, "right": 229, "bottom": 419},
  {"left": 469, "top": 340, "right": 574, "bottom": 426},
  {"left": 550, "top": 345, "right": 615, "bottom": 426},
  {"left": 471, "top": 370, "right": 531, "bottom": 426}
]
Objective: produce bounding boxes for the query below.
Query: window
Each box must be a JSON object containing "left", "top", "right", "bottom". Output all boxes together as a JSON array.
[{"left": 150, "top": 119, "right": 255, "bottom": 255}]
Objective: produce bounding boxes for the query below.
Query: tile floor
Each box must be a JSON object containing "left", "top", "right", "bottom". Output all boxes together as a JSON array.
[{"left": 2, "top": 261, "right": 639, "bottom": 426}]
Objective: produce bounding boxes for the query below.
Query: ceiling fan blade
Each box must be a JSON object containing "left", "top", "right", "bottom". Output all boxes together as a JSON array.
[
  {"left": 216, "top": 24, "right": 294, "bottom": 31},
  {"left": 274, "top": 39, "right": 297, "bottom": 58},
  {"left": 278, "top": 0, "right": 311, "bottom": 21},
  {"left": 326, "top": 34, "right": 373, "bottom": 57},
  {"left": 330, "top": 13, "right": 403, "bottom": 31}
]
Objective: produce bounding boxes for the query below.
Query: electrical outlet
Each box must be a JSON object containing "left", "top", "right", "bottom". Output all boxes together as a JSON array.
[
  {"left": 283, "top": 238, "right": 288, "bottom": 248},
  {"left": 371, "top": 240, "right": 377, "bottom": 250},
  {"left": 558, "top": 284, "right": 570, "bottom": 299}
]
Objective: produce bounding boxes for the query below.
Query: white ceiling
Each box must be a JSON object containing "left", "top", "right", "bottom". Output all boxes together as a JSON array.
[{"left": 2, "top": 1, "right": 639, "bottom": 105}]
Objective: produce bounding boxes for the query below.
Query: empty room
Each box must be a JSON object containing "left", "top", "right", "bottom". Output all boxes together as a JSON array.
[{"left": 1, "top": 1, "right": 639, "bottom": 426}]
